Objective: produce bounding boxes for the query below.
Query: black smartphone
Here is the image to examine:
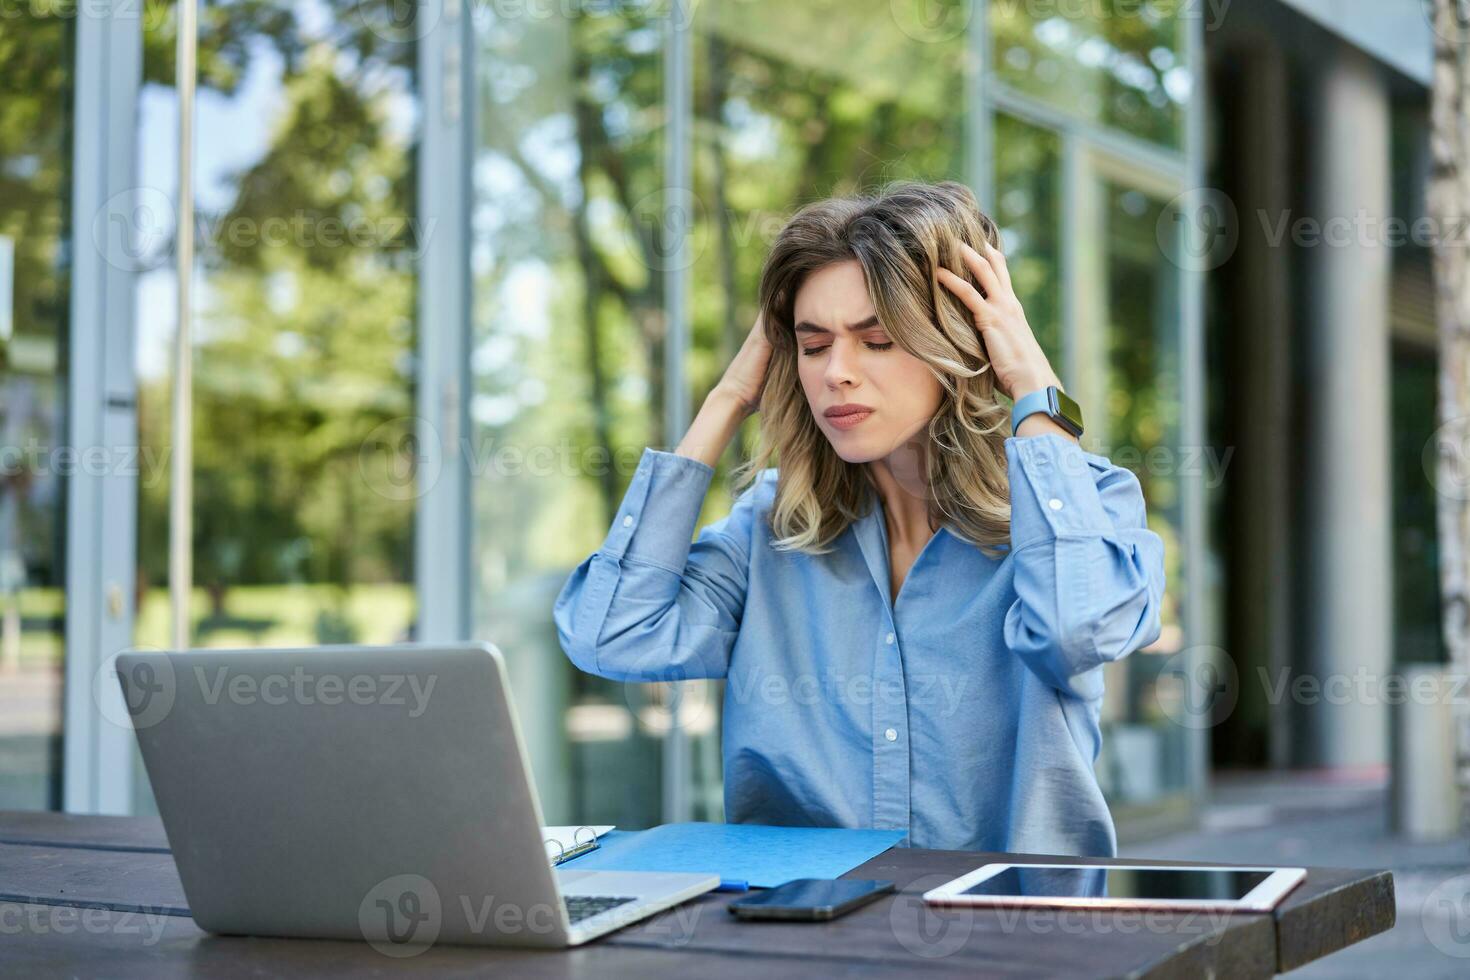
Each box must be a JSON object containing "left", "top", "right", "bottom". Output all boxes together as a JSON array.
[{"left": 728, "top": 878, "right": 895, "bottom": 921}]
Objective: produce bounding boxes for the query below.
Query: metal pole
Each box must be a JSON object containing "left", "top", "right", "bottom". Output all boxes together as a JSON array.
[
  {"left": 661, "top": 0, "right": 692, "bottom": 824},
  {"left": 169, "top": 0, "right": 197, "bottom": 651}
]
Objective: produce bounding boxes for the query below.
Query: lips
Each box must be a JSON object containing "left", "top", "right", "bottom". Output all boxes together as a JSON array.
[{"left": 823, "top": 404, "right": 874, "bottom": 430}]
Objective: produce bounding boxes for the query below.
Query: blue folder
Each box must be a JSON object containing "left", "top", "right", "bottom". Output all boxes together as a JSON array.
[{"left": 557, "top": 822, "right": 908, "bottom": 891}]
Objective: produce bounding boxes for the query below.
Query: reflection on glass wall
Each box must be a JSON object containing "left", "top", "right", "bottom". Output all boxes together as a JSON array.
[
  {"left": 133, "top": 3, "right": 418, "bottom": 655},
  {"left": 993, "top": 112, "right": 1062, "bottom": 363},
  {"left": 1092, "top": 179, "right": 1188, "bottom": 807},
  {"left": 0, "top": 9, "right": 71, "bottom": 809},
  {"left": 470, "top": 4, "right": 667, "bottom": 825},
  {"left": 990, "top": 0, "right": 1189, "bottom": 147}
]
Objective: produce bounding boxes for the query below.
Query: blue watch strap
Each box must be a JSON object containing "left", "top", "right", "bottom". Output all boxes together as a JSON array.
[{"left": 1011, "top": 387, "right": 1054, "bottom": 436}]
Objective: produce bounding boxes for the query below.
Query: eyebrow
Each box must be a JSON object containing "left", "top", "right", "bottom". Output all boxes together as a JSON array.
[{"left": 793, "top": 315, "right": 882, "bottom": 336}]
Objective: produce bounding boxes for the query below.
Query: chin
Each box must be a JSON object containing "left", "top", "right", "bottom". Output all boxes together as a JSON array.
[{"left": 823, "top": 431, "right": 887, "bottom": 464}]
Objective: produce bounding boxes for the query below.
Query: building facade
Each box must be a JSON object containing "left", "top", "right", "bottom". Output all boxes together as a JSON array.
[{"left": 0, "top": 0, "right": 1438, "bottom": 839}]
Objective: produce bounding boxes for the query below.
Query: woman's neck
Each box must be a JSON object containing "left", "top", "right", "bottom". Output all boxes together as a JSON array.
[{"left": 866, "top": 437, "right": 936, "bottom": 549}]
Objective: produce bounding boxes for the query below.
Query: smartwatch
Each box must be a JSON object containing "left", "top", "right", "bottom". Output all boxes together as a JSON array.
[{"left": 1011, "top": 386, "right": 1085, "bottom": 438}]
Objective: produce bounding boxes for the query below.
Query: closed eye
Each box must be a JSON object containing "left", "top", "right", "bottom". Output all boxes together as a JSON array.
[{"left": 801, "top": 341, "right": 894, "bottom": 355}]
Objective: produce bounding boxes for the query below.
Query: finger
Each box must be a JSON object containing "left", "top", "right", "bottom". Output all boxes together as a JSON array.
[
  {"left": 978, "top": 237, "right": 1013, "bottom": 293},
  {"left": 935, "top": 266, "right": 991, "bottom": 323},
  {"left": 957, "top": 241, "right": 1003, "bottom": 303}
]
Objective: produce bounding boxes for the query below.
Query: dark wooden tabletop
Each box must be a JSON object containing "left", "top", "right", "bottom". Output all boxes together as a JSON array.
[{"left": 0, "top": 812, "right": 1394, "bottom": 979}]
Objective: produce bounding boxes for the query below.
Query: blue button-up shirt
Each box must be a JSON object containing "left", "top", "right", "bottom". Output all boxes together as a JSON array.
[{"left": 552, "top": 433, "right": 1165, "bottom": 856}]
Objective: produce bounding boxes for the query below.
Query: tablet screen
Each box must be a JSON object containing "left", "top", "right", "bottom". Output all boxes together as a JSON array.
[{"left": 962, "top": 866, "right": 1275, "bottom": 901}]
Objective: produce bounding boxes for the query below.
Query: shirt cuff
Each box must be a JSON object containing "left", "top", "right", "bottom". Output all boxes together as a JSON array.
[
  {"left": 1006, "top": 434, "right": 1117, "bottom": 551},
  {"left": 601, "top": 447, "right": 717, "bottom": 569}
]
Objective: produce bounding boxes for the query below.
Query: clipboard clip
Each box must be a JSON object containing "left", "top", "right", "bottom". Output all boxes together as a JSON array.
[{"left": 545, "top": 825, "right": 601, "bottom": 866}]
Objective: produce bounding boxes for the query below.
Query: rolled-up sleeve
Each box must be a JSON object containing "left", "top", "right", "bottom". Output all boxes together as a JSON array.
[
  {"left": 1002, "top": 434, "right": 1166, "bottom": 702},
  {"left": 552, "top": 448, "right": 757, "bottom": 682}
]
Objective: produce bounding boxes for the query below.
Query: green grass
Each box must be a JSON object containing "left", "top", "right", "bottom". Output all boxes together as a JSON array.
[{"left": 4, "top": 584, "right": 416, "bottom": 665}]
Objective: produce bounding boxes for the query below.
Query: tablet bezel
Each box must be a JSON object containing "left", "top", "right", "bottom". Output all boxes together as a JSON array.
[{"left": 921, "top": 863, "right": 1307, "bottom": 913}]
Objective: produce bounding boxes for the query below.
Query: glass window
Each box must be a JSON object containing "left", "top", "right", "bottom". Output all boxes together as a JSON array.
[
  {"left": 0, "top": 7, "right": 72, "bottom": 810},
  {"left": 990, "top": 0, "right": 1189, "bottom": 148},
  {"left": 1392, "top": 342, "right": 1443, "bottom": 665},
  {"left": 993, "top": 112, "right": 1062, "bottom": 364},
  {"left": 470, "top": 4, "right": 668, "bottom": 826},
  {"left": 131, "top": 2, "right": 420, "bottom": 812},
  {"left": 1088, "top": 175, "right": 1189, "bottom": 809}
]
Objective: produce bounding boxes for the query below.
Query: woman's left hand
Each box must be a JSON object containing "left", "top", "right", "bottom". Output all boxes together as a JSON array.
[{"left": 936, "top": 239, "right": 1062, "bottom": 401}]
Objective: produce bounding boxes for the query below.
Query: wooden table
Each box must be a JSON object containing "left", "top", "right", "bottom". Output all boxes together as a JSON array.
[{"left": 0, "top": 812, "right": 1394, "bottom": 978}]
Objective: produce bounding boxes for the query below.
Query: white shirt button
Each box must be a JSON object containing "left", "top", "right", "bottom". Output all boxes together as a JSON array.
[
  {"left": 885, "top": 632, "right": 895, "bottom": 645},
  {"left": 622, "top": 515, "right": 634, "bottom": 527},
  {"left": 884, "top": 728, "right": 898, "bottom": 742},
  {"left": 1047, "top": 498, "right": 1064, "bottom": 511}
]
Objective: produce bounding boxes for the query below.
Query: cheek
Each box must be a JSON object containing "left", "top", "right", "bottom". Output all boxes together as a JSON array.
[
  {"left": 796, "top": 357, "right": 822, "bottom": 400},
  {"left": 882, "top": 354, "right": 942, "bottom": 409}
]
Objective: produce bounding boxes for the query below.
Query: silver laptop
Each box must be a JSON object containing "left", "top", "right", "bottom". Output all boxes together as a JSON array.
[{"left": 117, "top": 642, "right": 718, "bottom": 949}]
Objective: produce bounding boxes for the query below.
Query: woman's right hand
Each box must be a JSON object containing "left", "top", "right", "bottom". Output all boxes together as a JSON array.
[{"left": 713, "top": 314, "right": 773, "bottom": 419}]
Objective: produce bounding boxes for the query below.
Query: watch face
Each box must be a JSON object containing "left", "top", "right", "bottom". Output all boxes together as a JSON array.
[{"left": 1054, "top": 389, "right": 1084, "bottom": 434}]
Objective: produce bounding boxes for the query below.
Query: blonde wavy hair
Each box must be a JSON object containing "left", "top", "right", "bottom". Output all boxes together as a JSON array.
[{"left": 731, "top": 180, "right": 1014, "bottom": 558}]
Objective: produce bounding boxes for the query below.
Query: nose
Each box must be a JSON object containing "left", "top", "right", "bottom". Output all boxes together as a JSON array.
[{"left": 824, "top": 338, "right": 861, "bottom": 390}]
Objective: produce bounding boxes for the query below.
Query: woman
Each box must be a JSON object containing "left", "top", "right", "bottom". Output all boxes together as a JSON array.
[{"left": 552, "top": 180, "right": 1165, "bottom": 856}]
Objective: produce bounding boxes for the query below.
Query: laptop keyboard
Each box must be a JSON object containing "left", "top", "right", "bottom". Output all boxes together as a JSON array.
[{"left": 564, "top": 895, "right": 637, "bottom": 924}]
